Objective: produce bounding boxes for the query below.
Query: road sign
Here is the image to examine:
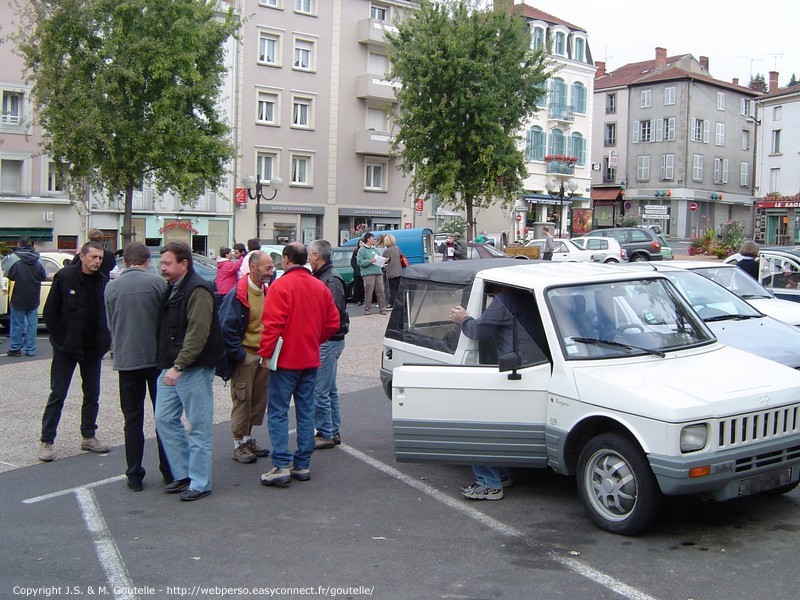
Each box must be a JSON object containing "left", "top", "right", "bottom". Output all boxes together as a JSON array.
[
  {"left": 689, "top": 202, "right": 698, "bottom": 212},
  {"left": 415, "top": 198, "right": 424, "bottom": 212},
  {"left": 515, "top": 214, "right": 522, "bottom": 222}
]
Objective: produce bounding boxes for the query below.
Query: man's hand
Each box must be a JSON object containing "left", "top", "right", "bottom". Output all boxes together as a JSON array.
[
  {"left": 449, "top": 305, "right": 468, "bottom": 324},
  {"left": 163, "top": 367, "right": 183, "bottom": 387}
]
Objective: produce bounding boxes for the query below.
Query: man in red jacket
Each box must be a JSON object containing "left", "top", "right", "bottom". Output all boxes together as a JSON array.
[{"left": 259, "top": 242, "right": 340, "bottom": 486}]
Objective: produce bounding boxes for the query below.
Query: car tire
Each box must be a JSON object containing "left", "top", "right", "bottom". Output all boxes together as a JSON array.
[
  {"left": 604, "top": 258, "right": 619, "bottom": 264},
  {"left": 381, "top": 377, "right": 392, "bottom": 401},
  {"left": 630, "top": 254, "right": 649, "bottom": 262},
  {"left": 577, "top": 432, "right": 662, "bottom": 536}
]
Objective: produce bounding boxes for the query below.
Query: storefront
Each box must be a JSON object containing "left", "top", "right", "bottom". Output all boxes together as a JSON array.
[
  {"left": 754, "top": 196, "right": 800, "bottom": 245},
  {"left": 338, "top": 207, "right": 402, "bottom": 245},
  {"left": 590, "top": 187, "right": 624, "bottom": 229},
  {"left": 260, "top": 204, "right": 325, "bottom": 246}
]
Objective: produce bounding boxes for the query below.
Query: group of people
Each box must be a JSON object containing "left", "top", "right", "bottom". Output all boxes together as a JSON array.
[
  {"left": 349, "top": 232, "right": 403, "bottom": 312},
  {"left": 437, "top": 232, "right": 468, "bottom": 261},
  {"left": 25, "top": 235, "right": 348, "bottom": 503}
]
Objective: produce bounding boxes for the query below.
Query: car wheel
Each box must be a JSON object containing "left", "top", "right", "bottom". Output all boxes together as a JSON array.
[
  {"left": 577, "top": 433, "right": 662, "bottom": 536},
  {"left": 630, "top": 254, "right": 649, "bottom": 262},
  {"left": 604, "top": 258, "right": 619, "bottom": 264},
  {"left": 381, "top": 377, "right": 392, "bottom": 401}
]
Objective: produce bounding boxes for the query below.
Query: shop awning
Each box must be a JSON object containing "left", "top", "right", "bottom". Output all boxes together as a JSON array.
[
  {"left": 591, "top": 187, "right": 622, "bottom": 201},
  {"left": 0, "top": 227, "right": 53, "bottom": 242}
]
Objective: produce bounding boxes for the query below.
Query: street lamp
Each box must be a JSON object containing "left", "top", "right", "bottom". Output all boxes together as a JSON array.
[
  {"left": 545, "top": 178, "right": 579, "bottom": 237},
  {"left": 242, "top": 174, "right": 283, "bottom": 240}
]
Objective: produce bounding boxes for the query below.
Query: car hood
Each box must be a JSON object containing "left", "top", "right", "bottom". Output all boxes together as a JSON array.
[
  {"left": 746, "top": 298, "right": 800, "bottom": 326},
  {"left": 705, "top": 316, "right": 800, "bottom": 368},
  {"left": 570, "top": 345, "right": 800, "bottom": 422}
]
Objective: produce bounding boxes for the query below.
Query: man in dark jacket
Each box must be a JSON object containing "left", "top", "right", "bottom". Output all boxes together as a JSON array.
[
  {"left": 154, "top": 242, "right": 224, "bottom": 502},
  {"left": 70, "top": 228, "right": 116, "bottom": 279},
  {"left": 453, "top": 233, "right": 468, "bottom": 260},
  {"left": 6, "top": 235, "right": 47, "bottom": 357},
  {"left": 308, "top": 240, "right": 350, "bottom": 449},
  {"left": 217, "top": 251, "right": 275, "bottom": 464},
  {"left": 39, "top": 241, "right": 112, "bottom": 462}
]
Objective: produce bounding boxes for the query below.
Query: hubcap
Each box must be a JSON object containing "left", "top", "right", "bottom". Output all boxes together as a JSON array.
[{"left": 585, "top": 449, "right": 637, "bottom": 522}]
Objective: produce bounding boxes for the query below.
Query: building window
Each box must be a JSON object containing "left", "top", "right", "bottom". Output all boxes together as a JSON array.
[
  {"left": 603, "top": 158, "right": 616, "bottom": 183},
  {"left": 554, "top": 31, "right": 565, "bottom": 55},
  {"left": 772, "top": 129, "right": 782, "bottom": 154},
  {"left": 548, "top": 128, "right": 566, "bottom": 156},
  {"left": 741, "top": 130, "right": 750, "bottom": 151},
  {"left": 294, "top": 0, "right": 314, "bottom": 15},
  {"left": 47, "top": 161, "right": 66, "bottom": 193},
  {"left": 370, "top": 2, "right": 389, "bottom": 20},
  {"left": 260, "top": 0, "right": 279, "bottom": 6},
  {"left": 367, "top": 107, "right": 387, "bottom": 131},
  {"left": 740, "top": 162, "right": 750, "bottom": 187},
  {"left": 640, "top": 120, "right": 652, "bottom": 143},
  {"left": 368, "top": 51, "right": 389, "bottom": 76},
  {"left": 290, "top": 153, "right": 312, "bottom": 186},
  {"left": 574, "top": 37, "right": 585, "bottom": 62},
  {"left": 640, "top": 89, "right": 652, "bottom": 108},
  {"left": 525, "top": 126, "right": 545, "bottom": 161},
  {"left": 604, "top": 123, "right": 616, "bottom": 147},
  {"left": 531, "top": 27, "right": 544, "bottom": 51},
  {"left": 716, "top": 92, "right": 726, "bottom": 111},
  {"left": 258, "top": 31, "right": 280, "bottom": 65},
  {"left": 665, "top": 117, "right": 676, "bottom": 141},
  {"left": 713, "top": 158, "right": 729, "bottom": 184},
  {"left": 664, "top": 86, "right": 676, "bottom": 105},
  {"left": 740, "top": 98, "right": 749, "bottom": 115},
  {"left": 365, "top": 161, "right": 387, "bottom": 191},
  {"left": 770, "top": 168, "right": 780, "bottom": 194},
  {"left": 691, "top": 118, "right": 709, "bottom": 143},
  {"left": 660, "top": 154, "right": 674, "bottom": 180},
  {"left": 291, "top": 94, "right": 314, "bottom": 129},
  {"left": 256, "top": 91, "right": 278, "bottom": 124},
  {"left": 774, "top": 106, "right": 782, "bottom": 121},
  {"left": 0, "top": 158, "right": 24, "bottom": 194},
  {"left": 571, "top": 82, "right": 586, "bottom": 114},
  {"left": 636, "top": 156, "right": 650, "bottom": 181},
  {"left": 257, "top": 151, "right": 278, "bottom": 182},
  {"left": 569, "top": 132, "right": 586, "bottom": 165},
  {"left": 1, "top": 90, "right": 23, "bottom": 125},
  {"left": 692, "top": 154, "right": 704, "bottom": 181},
  {"left": 293, "top": 38, "right": 315, "bottom": 71},
  {"left": 605, "top": 93, "right": 616, "bottom": 114},
  {"left": 715, "top": 122, "right": 725, "bottom": 146}
]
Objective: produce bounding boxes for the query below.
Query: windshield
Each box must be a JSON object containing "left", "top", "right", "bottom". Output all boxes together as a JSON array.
[
  {"left": 548, "top": 279, "right": 712, "bottom": 359},
  {"left": 660, "top": 270, "right": 763, "bottom": 320},
  {"left": 691, "top": 266, "right": 773, "bottom": 300}
]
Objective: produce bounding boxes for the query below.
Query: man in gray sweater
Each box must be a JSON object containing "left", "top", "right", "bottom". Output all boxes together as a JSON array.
[{"left": 105, "top": 242, "right": 173, "bottom": 491}]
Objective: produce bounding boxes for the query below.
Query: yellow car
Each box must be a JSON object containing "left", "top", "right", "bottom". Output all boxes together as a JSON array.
[{"left": 1, "top": 251, "right": 75, "bottom": 329}]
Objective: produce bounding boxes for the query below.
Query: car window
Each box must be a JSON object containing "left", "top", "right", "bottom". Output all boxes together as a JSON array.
[
  {"left": 586, "top": 239, "right": 608, "bottom": 251},
  {"left": 554, "top": 241, "right": 568, "bottom": 253},
  {"left": 663, "top": 271, "right": 761, "bottom": 319},
  {"left": 630, "top": 230, "right": 650, "bottom": 242},
  {"left": 41, "top": 258, "right": 62, "bottom": 280}
]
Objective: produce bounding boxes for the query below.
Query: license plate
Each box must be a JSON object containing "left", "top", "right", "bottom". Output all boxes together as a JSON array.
[{"left": 738, "top": 467, "right": 793, "bottom": 496}]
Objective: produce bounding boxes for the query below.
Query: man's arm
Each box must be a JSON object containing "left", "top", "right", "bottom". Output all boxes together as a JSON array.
[{"left": 173, "top": 287, "right": 214, "bottom": 370}]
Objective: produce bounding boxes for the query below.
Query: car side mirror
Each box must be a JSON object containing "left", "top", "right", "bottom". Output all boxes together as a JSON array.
[{"left": 498, "top": 352, "right": 521, "bottom": 380}]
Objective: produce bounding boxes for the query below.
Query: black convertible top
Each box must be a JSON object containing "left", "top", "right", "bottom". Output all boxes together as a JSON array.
[{"left": 401, "top": 258, "right": 534, "bottom": 285}]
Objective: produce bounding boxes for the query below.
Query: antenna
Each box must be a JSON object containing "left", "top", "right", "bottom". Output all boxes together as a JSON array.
[
  {"left": 737, "top": 56, "right": 764, "bottom": 79},
  {"left": 766, "top": 52, "right": 784, "bottom": 71}
]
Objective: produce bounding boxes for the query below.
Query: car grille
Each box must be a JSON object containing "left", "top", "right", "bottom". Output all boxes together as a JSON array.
[{"left": 717, "top": 404, "right": 800, "bottom": 449}]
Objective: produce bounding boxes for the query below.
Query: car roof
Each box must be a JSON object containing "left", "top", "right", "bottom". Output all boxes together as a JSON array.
[{"left": 662, "top": 260, "right": 734, "bottom": 269}]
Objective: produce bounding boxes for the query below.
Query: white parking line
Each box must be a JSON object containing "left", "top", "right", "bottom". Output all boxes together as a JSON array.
[{"left": 339, "top": 443, "right": 660, "bottom": 600}]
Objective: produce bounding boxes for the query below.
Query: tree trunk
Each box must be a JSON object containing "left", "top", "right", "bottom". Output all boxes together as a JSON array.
[
  {"left": 465, "top": 195, "right": 475, "bottom": 242},
  {"left": 122, "top": 180, "right": 134, "bottom": 247}
]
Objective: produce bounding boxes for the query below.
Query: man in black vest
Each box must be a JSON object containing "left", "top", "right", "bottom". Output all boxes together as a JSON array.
[{"left": 154, "top": 242, "right": 224, "bottom": 502}]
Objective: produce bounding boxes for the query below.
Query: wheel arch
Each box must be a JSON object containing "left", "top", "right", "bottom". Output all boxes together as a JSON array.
[{"left": 562, "top": 416, "right": 646, "bottom": 475}]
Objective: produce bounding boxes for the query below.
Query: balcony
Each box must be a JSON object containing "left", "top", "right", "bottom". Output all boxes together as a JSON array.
[
  {"left": 185, "top": 191, "right": 217, "bottom": 212},
  {"left": 354, "top": 130, "right": 393, "bottom": 156},
  {"left": 548, "top": 102, "right": 575, "bottom": 123},
  {"left": 545, "top": 156, "right": 576, "bottom": 175},
  {"left": 357, "top": 18, "right": 398, "bottom": 46},
  {"left": 356, "top": 73, "right": 399, "bottom": 103},
  {"left": 132, "top": 188, "right": 155, "bottom": 211}
]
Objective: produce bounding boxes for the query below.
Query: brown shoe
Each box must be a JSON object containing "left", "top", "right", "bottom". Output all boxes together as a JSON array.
[
  {"left": 243, "top": 438, "right": 270, "bottom": 457},
  {"left": 38, "top": 442, "right": 55, "bottom": 462},
  {"left": 80, "top": 437, "right": 110, "bottom": 453},
  {"left": 314, "top": 436, "right": 335, "bottom": 450},
  {"left": 233, "top": 444, "right": 257, "bottom": 464}
]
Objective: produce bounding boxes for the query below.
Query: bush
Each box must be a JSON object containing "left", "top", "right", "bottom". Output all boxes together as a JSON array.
[{"left": 688, "top": 220, "right": 745, "bottom": 258}]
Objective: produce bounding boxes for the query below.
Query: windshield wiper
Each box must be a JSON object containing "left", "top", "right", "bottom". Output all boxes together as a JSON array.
[
  {"left": 703, "top": 314, "right": 759, "bottom": 322},
  {"left": 738, "top": 293, "right": 772, "bottom": 300},
  {"left": 570, "top": 336, "right": 666, "bottom": 358}
]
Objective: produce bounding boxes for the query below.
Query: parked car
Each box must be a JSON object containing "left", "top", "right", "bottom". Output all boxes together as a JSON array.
[
  {"left": 584, "top": 227, "right": 663, "bottom": 262},
  {"left": 524, "top": 238, "right": 595, "bottom": 262},
  {"left": 1, "top": 251, "right": 74, "bottom": 329},
  {"left": 647, "top": 225, "right": 673, "bottom": 260},
  {"left": 628, "top": 262, "right": 800, "bottom": 369},
  {"left": 723, "top": 246, "right": 800, "bottom": 302},
  {"left": 383, "top": 260, "right": 800, "bottom": 534},
  {"left": 342, "top": 228, "right": 435, "bottom": 265},
  {"left": 571, "top": 236, "right": 627, "bottom": 263},
  {"left": 114, "top": 252, "right": 217, "bottom": 290},
  {"left": 660, "top": 260, "right": 800, "bottom": 326},
  {"left": 332, "top": 247, "right": 355, "bottom": 299}
]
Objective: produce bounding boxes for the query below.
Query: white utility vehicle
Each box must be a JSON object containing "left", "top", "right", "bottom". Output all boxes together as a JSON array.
[{"left": 383, "top": 261, "right": 800, "bottom": 535}]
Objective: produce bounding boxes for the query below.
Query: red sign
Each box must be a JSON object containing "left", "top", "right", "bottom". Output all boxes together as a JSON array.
[
  {"left": 515, "top": 214, "right": 522, "bottom": 222},
  {"left": 689, "top": 202, "right": 698, "bottom": 212},
  {"left": 235, "top": 187, "right": 248, "bottom": 205},
  {"left": 415, "top": 198, "right": 424, "bottom": 212},
  {"left": 404, "top": 222, "right": 412, "bottom": 229}
]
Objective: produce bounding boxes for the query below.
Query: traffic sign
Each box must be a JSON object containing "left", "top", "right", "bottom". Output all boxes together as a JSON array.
[
  {"left": 689, "top": 202, "right": 698, "bottom": 212},
  {"left": 515, "top": 214, "right": 522, "bottom": 222}
]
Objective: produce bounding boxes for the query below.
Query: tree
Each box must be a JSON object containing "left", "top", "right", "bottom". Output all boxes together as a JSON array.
[
  {"left": 12, "top": 0, "right": 239, "bottom": 246},
  {"left": 386, "top": 0, "right": 549, "bottom": 240},
  {"left": 789, "top": 74, "right": 798, "bottom": 87}
]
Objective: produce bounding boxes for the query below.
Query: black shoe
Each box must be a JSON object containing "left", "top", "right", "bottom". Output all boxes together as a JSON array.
[
  {"left": 127, "top": 479, "right": 143, "bottom": 492},
  {"left": 7, "top": 349, "right": 21, "bottom": 357},
  {"left": 333, "top": 433, "right": 341, "bottom": 446},
  {"left": 179, "top": 488, "right": 211, "bottom": 502},
  {"left": 164, "top": 477, "right": 190, "bottom": 494}
]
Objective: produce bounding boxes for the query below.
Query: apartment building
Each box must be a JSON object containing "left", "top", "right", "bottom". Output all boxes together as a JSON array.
[
  {"left": 753, "top": 73, "right": 800, "bottom": 244},
  {"left": 592, "top": 48, "right": 760, "bottom": 239}
]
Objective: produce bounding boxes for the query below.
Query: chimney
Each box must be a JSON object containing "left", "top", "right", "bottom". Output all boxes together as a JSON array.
[
  {"left": 769, "top": 71, "right": 780, "bottom": 93},
  {"left": 732, "top": 77, "right": 739, "bottom": 86},
  {"left": 700, "top": 56, "right": 709, "bottom": 72},
  {"left": 595, "top": 61, "right": 606, "bottom": 77},
  {"left": 655, "top": 47, "right": 666, "bottom": 68}
]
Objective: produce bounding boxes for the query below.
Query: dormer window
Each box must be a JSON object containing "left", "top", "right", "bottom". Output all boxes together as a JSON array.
[
  {"left": 574, "top": 37, "right": 585, "bottom": 62},
  {"left": 554, "top": 31, "right": 565, "bottom": 55}
]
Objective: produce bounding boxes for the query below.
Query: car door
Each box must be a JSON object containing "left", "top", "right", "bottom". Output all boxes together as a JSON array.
[{"left": 758, "top": 253, "right": 800, "bottom": 302}]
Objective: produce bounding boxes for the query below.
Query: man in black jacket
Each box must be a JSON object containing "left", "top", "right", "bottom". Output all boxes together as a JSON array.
[
  {"left": 39, "top": 241, "right": 112, "bottom": 462},
  {"left": 308, "top": 239, "right": 350, "bottom": 449},
  {"left": 6, "top": 235, "right": 47, "bottom": 357}
]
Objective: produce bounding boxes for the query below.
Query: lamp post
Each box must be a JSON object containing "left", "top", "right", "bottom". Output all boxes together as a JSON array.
[
  {"left": 545, "top": 178, "right": 579, "bottom": 238},
  {"left": 242, "top": 175, "right": 283, "bottom": 240}
]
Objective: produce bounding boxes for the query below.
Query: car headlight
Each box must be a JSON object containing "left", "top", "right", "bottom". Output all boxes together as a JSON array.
[{"left": 680, "top": 424, "right": 708, "bottom": 453}]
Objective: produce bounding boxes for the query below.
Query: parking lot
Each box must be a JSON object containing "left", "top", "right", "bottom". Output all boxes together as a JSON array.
[{"left": 2, "top": 276, "right": 800, "bottom": 599}]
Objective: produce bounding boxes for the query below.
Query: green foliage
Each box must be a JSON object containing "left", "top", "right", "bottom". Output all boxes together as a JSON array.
[
  {"left": 12, "top": 0, "right": 239, "bottom": 241},
  {"left": 688, "top": 220, "right": 744, "bottom": 258},
  {"left": 438, "top": 216, "right": 468, "bottom": 235},
  {"left": 618, "top": 214, "right": 640, "bottom": 227},
  {"left": 386, "top": 0, "right": 550, "bottom": 237}
]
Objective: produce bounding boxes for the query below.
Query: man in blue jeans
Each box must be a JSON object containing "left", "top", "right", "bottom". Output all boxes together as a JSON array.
[
  {"left": 6, "top": 235, "right": 46, "bottom": 357},
  {"left": 258, "top": 242, "right": 340, "bottom": 486},
  {"left": 308, "top": 240, "right": 350, "bottom": 450}
]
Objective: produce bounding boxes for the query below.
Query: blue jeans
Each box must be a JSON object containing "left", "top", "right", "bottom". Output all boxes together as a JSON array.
[
  {"left": 10, "top": 305, "right": 38, "bottom": 354},
  {"left": 268, "top": 368, "right": 318, "bottom": 469},
  {"left": 472, "top": 466, "right": 511, "bottom": 490},
  {"left": 314, "top": 339, "right": 345, "bottom": 440},
  {"left": 155, "top": 366, "right": 215, "bottom": 493}
]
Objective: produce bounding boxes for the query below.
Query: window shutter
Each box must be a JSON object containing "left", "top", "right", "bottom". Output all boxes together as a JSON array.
[
  {"left": 655, "top": 118, "right": 663, "bottom": 142},
  {"left": 722, "top": 159, "right": 729, "bottom": 183},
  {"left": 632, "top": 121, "right": 640, "bottom": 143},
  {"left": 703, "top": 120, "right": 710, "bottom": 144}
]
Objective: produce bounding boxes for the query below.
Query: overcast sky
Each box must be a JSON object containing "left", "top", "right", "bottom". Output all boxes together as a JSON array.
[{"left": 520, "top": 0, "right": 800, "bottom": 87}]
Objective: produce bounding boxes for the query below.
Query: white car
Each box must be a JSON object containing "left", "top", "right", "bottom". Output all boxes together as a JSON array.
[
  {"left": 724, "top": 247, "right": 800, "bottom": 303},
  {"left": 571, "top": 236, "right": 627, "bottom": 263},
  {"left": 664, "top": 260, "right": 800, "bottom": 326},
  {"left": 524, "top": 238, "right": 595, "bottom": 262}
]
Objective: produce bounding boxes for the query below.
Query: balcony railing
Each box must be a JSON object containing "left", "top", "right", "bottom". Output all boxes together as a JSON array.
[
  {"left": 545, "top": 156, "right": 576, "bottom": 175},
  {"left": 548, "top": 103, "right": 574, "bottom": 122}
]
